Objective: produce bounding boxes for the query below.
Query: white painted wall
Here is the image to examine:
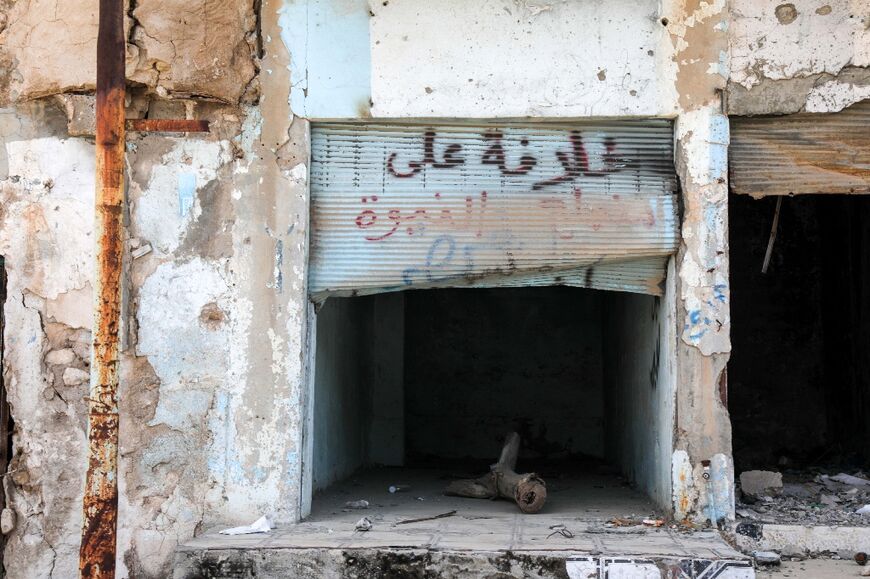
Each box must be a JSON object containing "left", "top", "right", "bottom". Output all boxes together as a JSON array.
[
  {"left": 729, "top": 0, "right": 870, "bottom": 113},
  {"left": 603, "top": 259, "right": 676, "bottom": 511},
  {"left": 282, "top": 0, "right": 679, "bottom": 118},
  {"left": 312, "top": 297, "right": 369, "bottom": 490}
]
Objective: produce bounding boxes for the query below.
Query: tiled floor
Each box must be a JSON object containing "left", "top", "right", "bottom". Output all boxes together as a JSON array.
[{"left": 181, "top": 466, "right": 745, "bottom": 561}]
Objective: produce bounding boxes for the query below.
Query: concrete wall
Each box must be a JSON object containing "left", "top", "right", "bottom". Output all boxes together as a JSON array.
[
  {"left": 311, "top": 292, "right": 404, "bottom": 490},
  {"left": 404, "top": 287, "right": 605, "bottom": 461},
  {"left": 312, "top": 298, "right": 368, "bottom": 491},
  {"left": 281, "top": 0, "right": 678, "bottom": 118},
  {"left": 727, "top": 0, "right": 870, "bottom": 115},
  {"left": 2, "top": 0, "right": 864, "bottom": 574},
  {"left": 0, "top": 0, "right": 308, "bottom": 573},
  {"left": 604, "top": 260, "right": 676, "bottom": 511},
  {"left": 366, "top": 293, "right": 405, "bottom": 467}
]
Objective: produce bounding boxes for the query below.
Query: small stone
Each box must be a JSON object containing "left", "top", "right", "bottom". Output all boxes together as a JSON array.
[
  {"left": 862, "top": 566, "right": 870, "bottom": 577},
  {"left": 831, "top": 473, "right": 870, "bottom": 487},
  {"left": 344, "top": 500, "right": 369, "bottom": 510},
  {"left": 736, "top": 508, "right": 762, "bottom": 520},
  {"left": 354, "top": 517, "right": 372, "bottom": 532},
  {"left": 71, "top": 340, "right": 91, "bottom": 362},
  {"left": 781, "top": 545, "right": 805, "bottom": 559},
  {"left": 62, "top": 367, "right": 89, "bottom": 386},
  {"left": 0, "top": 509, "right": 14, "bottom": 534},
  {"left": 753, "top": 551, "right": 781, "bottom": 565},
  {"left": 820, "top": 494, "right": 840, "bottom": 507},
  {"left": 782, "top": 483, "right": 815, "bottom": 499},
  {"left": 45, "top": 348, "right": 76, "bottom": 366},
  {"left": 740, "top": 471, "right": 783, "bottom": 498}
]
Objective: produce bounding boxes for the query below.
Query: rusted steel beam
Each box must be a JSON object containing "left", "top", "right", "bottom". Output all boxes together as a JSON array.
[
  {"left": 126, "top": 119, "right": 210, "bottom": 132},
  {"left": 80, "top": 0, "right": 125, "bottom": 576}
]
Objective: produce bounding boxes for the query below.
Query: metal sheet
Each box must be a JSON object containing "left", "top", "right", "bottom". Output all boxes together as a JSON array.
[
  {"left": 309, "top": 121, "right": 678, "bottom": 298},
  {"left": 730, "top": 100, "right": 870, "bottom": 197}
]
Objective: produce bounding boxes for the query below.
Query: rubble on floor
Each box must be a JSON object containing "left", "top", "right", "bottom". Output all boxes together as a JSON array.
[{"left": 736, "top": 469, "right": 870, "bottom": 526}]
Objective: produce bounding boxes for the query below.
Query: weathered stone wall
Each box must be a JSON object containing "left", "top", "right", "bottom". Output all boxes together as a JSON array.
[
  {"left": 0, "top": 0, "right": 258, "bottom": 105},
  {"left": 0, "top": 97, "right": 309, "bottom": 577},
  {"left": 0, "top": 0, "right": 307, "bottom": 574}
]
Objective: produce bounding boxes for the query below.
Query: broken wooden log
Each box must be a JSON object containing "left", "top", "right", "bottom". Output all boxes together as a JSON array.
[{"left": 445, "top": 432, "right": 547, "bottom": 513}]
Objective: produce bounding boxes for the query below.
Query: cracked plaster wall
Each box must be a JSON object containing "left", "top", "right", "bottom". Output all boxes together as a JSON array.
[
  {"left": 0, "top": 0, "right": 307, "bottom": 566},
  {"left": 661, "top": 0, "right": 735, "bottom": 525},
  {"left": 0, "top": 0, "right": 864, "bottom": 575},
  {"left": 727, "top": 0, "right": 870, "bottom": 115},
  {"left": 0, "top": 0, "right": 259, "bottom": 105}
]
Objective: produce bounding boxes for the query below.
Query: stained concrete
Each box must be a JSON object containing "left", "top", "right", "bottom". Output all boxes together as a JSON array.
[
  {"left": 175, "top": 466, "right": 750, "bottom": 578},
  {"left": 756, "top": 559, "right": 863, "bottom": 579}
]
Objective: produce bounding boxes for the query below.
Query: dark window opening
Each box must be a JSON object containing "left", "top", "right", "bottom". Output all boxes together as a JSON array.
[{"left": 729, "top": 195, "right": 870, "bottom": 471}]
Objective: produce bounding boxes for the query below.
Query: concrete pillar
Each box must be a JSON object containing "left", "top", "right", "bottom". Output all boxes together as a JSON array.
[{"left": 661, "top": 0, "right": 735, "bottom": 523}]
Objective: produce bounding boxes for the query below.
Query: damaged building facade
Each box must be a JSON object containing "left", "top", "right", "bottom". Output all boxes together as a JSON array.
[{"left": 0, "top": 0, "right": 868, "bottom": 576}]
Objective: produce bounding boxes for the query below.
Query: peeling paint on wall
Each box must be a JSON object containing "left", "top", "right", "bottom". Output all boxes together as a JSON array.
[
  {"left": 2, "top": 0, "right": 865, "bottom": 573},
  {"left": 728, "top": 0, "right": 870, "bottom": 114}
]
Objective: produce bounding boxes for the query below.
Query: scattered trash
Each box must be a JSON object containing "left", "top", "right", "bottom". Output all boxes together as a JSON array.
[
  {"left": 608, "top": 517, "right": 639, "bottom": 527},
  {"left": 736, "top": 469, "right": 870, "bottom": 526},
  {"left": 388, "top": 484, "right": 410, "bottom": 493},
  {"left": 856, "top": 552, "right": 868, "bottom": 566},
  {"left": 131, "top": 242, "right": 153, "bottom": 260},
  {"left": 354, "top": 517, "right": 372, "bottom": 532},
  {"left": 415, "top": 496, "right": 425, "bottom": 501},
  {"left": 831, "top": 473, "right": 870, "bottom": 487},
  {"left": 856, "top": 505, "right": 870, "bottom": 516},
  {"left": 863, "top": 566, "right": 870, "bottom": 578},
  {"left": 219, "top": 515, "right": 272, "bottom": 535},
  {"left": 739, "top": 470, "right": 782, "bottom": 498},
  {"left": 752, "top": 551, "right": 781, "bottom": 566},
  {"left": 642, "top": 518, "right": 664, "bottom": 527},
  {"left": 344, "top": 500, "right": 369, "bottom": 510},
  {"left": 394, "top": 510, "right": 457, "bottom": 526},
  {"left": 546, "top": 524, "right": 574, "bottom": 539}
]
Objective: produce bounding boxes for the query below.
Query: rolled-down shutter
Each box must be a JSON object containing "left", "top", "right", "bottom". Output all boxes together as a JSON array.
[
  {"left": 309, "top": 121, "right": 678, "bottom": 299},
  {"left": 730, "top": 101, "right": 870, "bottom": 197}
]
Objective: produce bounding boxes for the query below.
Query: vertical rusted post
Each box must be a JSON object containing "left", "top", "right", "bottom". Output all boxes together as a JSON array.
[{"left": 80, "top": 0, "right": 125, "bottom": 575}]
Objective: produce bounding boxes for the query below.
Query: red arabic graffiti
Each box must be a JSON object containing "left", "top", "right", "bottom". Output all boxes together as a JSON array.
[{"left": 354, "top": 192, "right": 489, "bottom": 241}]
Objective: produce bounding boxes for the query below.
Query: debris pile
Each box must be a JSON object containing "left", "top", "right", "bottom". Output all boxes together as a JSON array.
[{"left": 736, "top": 469, "right": 870, "bottom": 526}]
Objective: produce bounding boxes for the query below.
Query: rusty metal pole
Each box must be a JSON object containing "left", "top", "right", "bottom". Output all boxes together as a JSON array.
[{"left": 80, "top": 0, "right": 125, "bottom": 575}]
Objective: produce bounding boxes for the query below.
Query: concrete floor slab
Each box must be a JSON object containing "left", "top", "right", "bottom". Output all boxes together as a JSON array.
[
  {"left": 176, "top": 467, "right": 754, "bottom": 578},
  {"left": 757, "top": 558, "right": 866, "bottom": 578},
  {"left": 732, "top": 522, "right": 870, "bottom": 557}
]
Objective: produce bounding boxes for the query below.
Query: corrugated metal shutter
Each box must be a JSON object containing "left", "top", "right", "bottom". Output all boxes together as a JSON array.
[
  {"left": 309, "top": 121, "right": 678, "bottom": 299},
  {"left": 731, "top": 100, "right": 870, "bottom": 197}
]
